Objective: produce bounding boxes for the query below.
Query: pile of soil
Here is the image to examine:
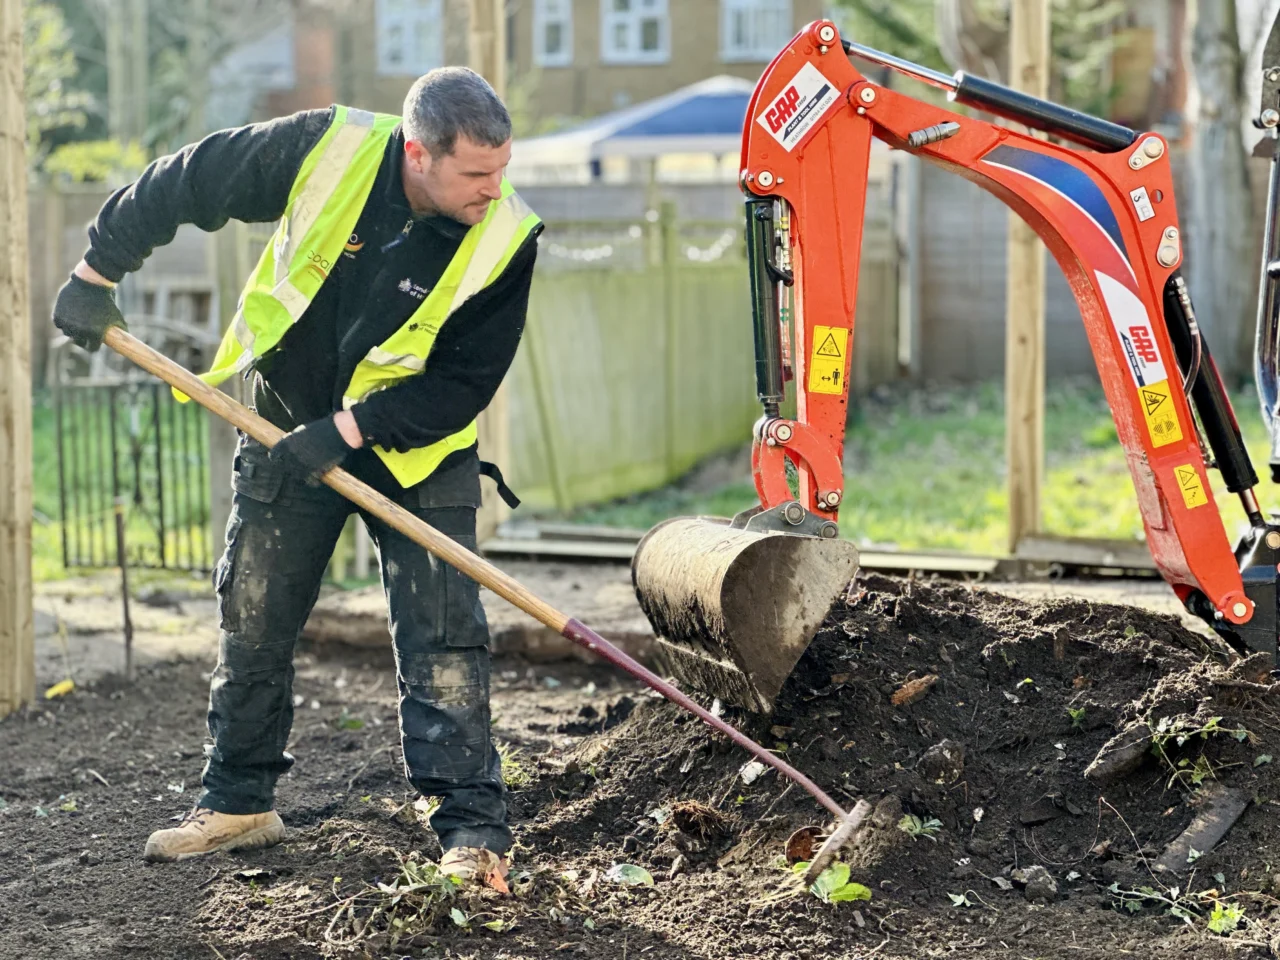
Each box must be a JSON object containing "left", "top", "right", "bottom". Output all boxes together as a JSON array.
[{"left": 4, "top": 573, "right": 1280, "bottom": 959}]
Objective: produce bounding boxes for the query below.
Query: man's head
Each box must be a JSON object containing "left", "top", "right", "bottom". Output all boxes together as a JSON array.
[{"left": 401, "top": 67, "right": 513, "bottom": 225}]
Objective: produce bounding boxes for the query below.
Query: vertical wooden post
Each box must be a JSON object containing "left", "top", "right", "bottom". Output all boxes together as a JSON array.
[
  {"left": 105, "top": 0, "right": 126, "bottom": 139},
  {"left": 129, "top": 0, "right": 149, "bottom": 141},
  {"left": 1005, "top": 0, "right": 1049, "bottom": 554},
  {"left": 470, "top": 0, "right": 511, "bottom": 542},
  {"left": 0, "top": 0, "right": 35, "bottom": 717}
]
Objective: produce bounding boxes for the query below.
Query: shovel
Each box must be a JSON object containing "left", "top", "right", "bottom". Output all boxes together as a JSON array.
[{"left": 102, "top": 326, "right": 864, "bottom": 883}]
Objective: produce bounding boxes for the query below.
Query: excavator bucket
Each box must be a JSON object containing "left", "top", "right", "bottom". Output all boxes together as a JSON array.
[{"left": 631, "top": 517, "right": 860, "bottom": 713}]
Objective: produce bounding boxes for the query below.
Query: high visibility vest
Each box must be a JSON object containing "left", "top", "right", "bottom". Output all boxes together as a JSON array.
[{"left": 192, "top": 105, "right": 542, "bottom": 488}]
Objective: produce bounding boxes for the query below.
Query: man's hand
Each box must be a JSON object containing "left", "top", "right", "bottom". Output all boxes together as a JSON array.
[
  {"left": 52, "top": 267, "right": 126, "bottom": 353},
  {"left": 269, "top": 415, "right": 357, "bottom": 485}
]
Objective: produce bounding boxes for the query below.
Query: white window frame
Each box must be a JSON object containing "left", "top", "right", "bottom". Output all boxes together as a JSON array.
[
  {"left": 720, "top": 0, "right": 792, "bottom": 63},
  {"left": 376, "top": 0, "right": 445, "bottom": 77},
  {"left": 600, "top": 0, "right": 670, "bottom": 66},
  {"left": 533, "top": 0, "right": 574, "bottom": 67}
]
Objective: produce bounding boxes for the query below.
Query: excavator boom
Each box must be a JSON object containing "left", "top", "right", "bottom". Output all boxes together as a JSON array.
[{"left": 633, "top": 19, "right": 1280, "bottom": 711}]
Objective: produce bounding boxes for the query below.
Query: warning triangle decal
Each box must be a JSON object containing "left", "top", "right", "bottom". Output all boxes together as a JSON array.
[
  {"left": 1176, "top": 466, "right": 1197, "bottom": 488},
  {"left": 815, "top": 332, "right": 842, "bottom": 358},
  {"left": 1142, "top": 389, "right": 1166, "bottom": 416}
]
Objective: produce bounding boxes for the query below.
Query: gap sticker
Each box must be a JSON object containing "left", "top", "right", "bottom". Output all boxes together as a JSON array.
[
  {"left": 808, "top": 325, "right": 848, "bottom": 395},
  {"left": 757, "top": 62, "right": 841, "bottom": 152},
  {"left": 1094, "top": 273, "right": 1168, "bottom": 388},
  {"left": 1138, "top": 379, "right": 1183, "bottom": 448},
  {"left": 1172, "top": 463, "right": 1208, "bottom": 509}
]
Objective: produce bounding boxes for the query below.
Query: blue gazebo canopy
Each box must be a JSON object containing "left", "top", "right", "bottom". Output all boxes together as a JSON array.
[{"left": 508, "top": 76, "right": 756, "bottom": 181}]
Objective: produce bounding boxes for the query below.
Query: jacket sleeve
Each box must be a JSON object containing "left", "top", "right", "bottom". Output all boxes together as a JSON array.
[
  {"left": 350, "top": 234, "right": 541, "bottom": 453},
  {"left": 83, "top": 108, "right": 335, "bottom": 284}
]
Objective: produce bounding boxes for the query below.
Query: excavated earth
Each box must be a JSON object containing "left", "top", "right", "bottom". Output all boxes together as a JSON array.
[{"left": 6, "top": 573, "right": 1280, "bottom": 959}]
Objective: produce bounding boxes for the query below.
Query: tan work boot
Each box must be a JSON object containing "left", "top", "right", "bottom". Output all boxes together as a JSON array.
[
  {"left": 143, "top": 807, "right": 285, "bottom": 863},
  {"left": 440, "top": 846, "right": 510, "bottom": 892}
]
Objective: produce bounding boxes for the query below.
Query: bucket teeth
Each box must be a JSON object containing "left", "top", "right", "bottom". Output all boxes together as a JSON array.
[{"left": 631, "top": 517, "right": 860, "bottom": 712}]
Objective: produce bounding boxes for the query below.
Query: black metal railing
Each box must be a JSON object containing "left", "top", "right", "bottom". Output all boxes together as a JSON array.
[{"left": 56, "top": 381, "right": 213, "bottom": 573}]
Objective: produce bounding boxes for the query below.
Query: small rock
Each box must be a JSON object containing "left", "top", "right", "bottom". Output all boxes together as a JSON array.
[
  {"left": 1271, "top": 874, "right": 1280, "bottom": 897},
  {"left": 668, "top": 855, "right": 686, "bottom": 880},
  {"left": 1012, "top": 865, "right": 1058, "bottom": 902},
  {"left": 1019, "top": 794, "right": 1064, "bottom": 826},
  {"left": 77, "top": 850, "right": 97, "bottom": 866},
  {"left": 1084, "top": 725, "right": 1152, "bottom": 785},
  {"left": 916, "top": 740, "right": 965, "bottom": 783}
]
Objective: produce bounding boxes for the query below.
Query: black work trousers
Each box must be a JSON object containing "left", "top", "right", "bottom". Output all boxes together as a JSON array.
[{"left": 197, "top": 438, "right": 509, "bottom": 855}]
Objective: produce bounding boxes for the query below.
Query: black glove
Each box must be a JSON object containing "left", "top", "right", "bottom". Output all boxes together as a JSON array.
[
  {"left": 52, "top": 274, "right": 127, "bottom": 353},
  {"left": 268, "top": 416, "right": 353, "bottom": 485}
]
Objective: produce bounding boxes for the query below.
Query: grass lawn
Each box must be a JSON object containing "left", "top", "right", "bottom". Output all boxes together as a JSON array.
[
  {"left": 557, "top": 377, "right": 1277, "bottom": 556},
  {"left": 29, "top": 378, "right": 1279, "bottom": 579}
]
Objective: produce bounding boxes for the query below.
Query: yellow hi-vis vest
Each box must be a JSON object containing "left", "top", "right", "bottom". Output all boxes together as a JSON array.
[{"left": 191, "top": 104, "right": 542, "bottom": 488}]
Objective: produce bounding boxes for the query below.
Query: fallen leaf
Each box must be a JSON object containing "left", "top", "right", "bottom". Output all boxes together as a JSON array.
[
  {"left": 605, "top": 863, "right": 654, "bottom": 887},
  {"left": 44, "top": 679, "right": 75, "bottom": 700},
  {"left": 891, "top": 675, "right": 938, "bottom": 706}
]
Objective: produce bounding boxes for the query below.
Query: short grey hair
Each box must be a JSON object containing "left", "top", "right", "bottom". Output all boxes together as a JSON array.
[{"left": 402, "top": 67, "right": 512, "bottom": 158}]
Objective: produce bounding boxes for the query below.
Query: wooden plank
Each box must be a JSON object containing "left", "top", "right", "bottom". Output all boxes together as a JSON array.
[
  {"left": 0, "top": 0, "right": 34, "bottom": 717},
  {"left": 480, "top": 535, "right": 1004, "bottom": 576},
  {"left": 1015, "top": 534, "right": 1157, "bottom": 571},
  {"left": 1006, "top": 0, "right": 1050, "bottom": 554}
]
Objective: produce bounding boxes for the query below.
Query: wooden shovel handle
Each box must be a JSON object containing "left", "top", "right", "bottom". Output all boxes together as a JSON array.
[
  {"left": 102, "top": 326, "right": 569, "bottom": 632},
  {"left": 102, "top": 326, "right": 854, "bottom": 824}
]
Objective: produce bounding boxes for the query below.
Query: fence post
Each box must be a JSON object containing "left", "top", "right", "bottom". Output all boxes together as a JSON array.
[
  {"left": 208, "top": 224, "right": 245, "bottom": 560},
  {"left": 471, "top": 0, "right": 510, "bottom": 543},
  {"left": 660, "top": 200, "right": 680, "bottom": 479}
]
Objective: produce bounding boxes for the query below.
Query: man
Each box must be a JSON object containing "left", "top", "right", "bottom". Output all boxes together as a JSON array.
[{"left": 51, "top": 67, "right": 540, "bottom": 884}]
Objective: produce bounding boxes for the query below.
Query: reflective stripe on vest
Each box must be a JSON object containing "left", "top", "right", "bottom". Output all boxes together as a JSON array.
[
  {"left": 342, "top": 179, "right": 541, "bottom": 488},
  {"left": 193, "top": 106, "right": 386, "bottom": 386},
  {"left": 189, "top": 105, "right": 542, "bottom": 490}
]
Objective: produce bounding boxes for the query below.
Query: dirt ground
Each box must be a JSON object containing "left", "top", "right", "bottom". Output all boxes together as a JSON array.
[{"left": 6, "top": 569, "right": 1280, "bottom": 959}]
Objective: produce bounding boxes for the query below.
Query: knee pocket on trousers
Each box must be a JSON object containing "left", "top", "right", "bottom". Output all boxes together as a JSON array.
[{"left": 398, "top": 649, "right": 489, "bottom": 748}]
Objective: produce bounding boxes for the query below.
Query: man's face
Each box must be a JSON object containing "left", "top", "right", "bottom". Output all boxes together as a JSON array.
[{"left": 404, "top": 135, "right": 512, "bottom": 225}]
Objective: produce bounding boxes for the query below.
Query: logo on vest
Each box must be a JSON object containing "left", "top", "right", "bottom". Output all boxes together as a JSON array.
[
  {"left": 397, "top": 277, "right": 430, "bottom": 301},
  {"left": 305, "top": 250, "right": 332, "bottom": 283}
]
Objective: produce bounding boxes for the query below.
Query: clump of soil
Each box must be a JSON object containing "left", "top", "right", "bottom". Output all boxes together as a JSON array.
[{"left": 6, "top": 573, "right": 1280, "bottom": 960}]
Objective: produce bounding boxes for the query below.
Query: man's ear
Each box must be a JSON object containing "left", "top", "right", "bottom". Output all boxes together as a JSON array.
[{"left": 404, "top": 139, "right": 430, "bottom": 174}]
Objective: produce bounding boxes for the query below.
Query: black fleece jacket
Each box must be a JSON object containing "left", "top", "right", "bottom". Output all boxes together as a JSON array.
[{"left": 85, "top": 106, "right": 540, "bottom": 495}]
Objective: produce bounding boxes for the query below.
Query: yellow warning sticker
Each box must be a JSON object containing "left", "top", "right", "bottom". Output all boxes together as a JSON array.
[
  {"left": 808, "top": 326, "right": 848, "bottom": 396},
  {"left": 1173, "top": 463, "right": 1209, "bottom": 509},
  {"left": 1138, "top": 379, "right": 1183, "bottom": 448}
]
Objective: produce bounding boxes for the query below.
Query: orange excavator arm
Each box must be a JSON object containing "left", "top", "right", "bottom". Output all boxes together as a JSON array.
[{"left": 739, "top": 19, "right": 1277, "bottom": 654}]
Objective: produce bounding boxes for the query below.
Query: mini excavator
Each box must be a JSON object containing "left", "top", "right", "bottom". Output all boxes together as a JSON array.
[{"left": 631, "top": 17, "right": 1280, "bottom": 713}]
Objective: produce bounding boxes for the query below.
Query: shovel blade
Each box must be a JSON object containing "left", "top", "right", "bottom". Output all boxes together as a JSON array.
[{"left": 631, "top": 517, "right": 860, "bottom": 713}]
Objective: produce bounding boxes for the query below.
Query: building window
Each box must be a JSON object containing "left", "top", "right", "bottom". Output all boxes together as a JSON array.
[
  {"left": 534, "top": 0, "right": 573, "bottom": 67},
  {"left": 721, "top": 0, "right": 792, "bottom": 62},
  {"left": 601, "top": 0, "right": 669, "bottom": 65},
  {"left": 376, "top": 0, "right": 444, "bottom": 77}
]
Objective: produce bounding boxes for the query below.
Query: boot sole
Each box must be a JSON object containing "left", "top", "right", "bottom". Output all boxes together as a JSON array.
[{"left": 143, "top": 822, "right": 287, "bottom": 863}]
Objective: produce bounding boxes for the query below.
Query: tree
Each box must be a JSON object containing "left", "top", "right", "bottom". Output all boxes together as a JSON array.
[
  {"left": 1187, "top": 0, "right": 1254, "bottom": 378},
  {"left": 834, "top": 0, "right": 1129, "bottom": 116},
  {"left": 22, "top": 0, "right": 91, "bottom": 165}
]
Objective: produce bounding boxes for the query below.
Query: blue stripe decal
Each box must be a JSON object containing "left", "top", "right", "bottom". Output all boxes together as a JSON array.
[{"left": 984, "top": 144, "right": 1128, "bottom": 262}]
